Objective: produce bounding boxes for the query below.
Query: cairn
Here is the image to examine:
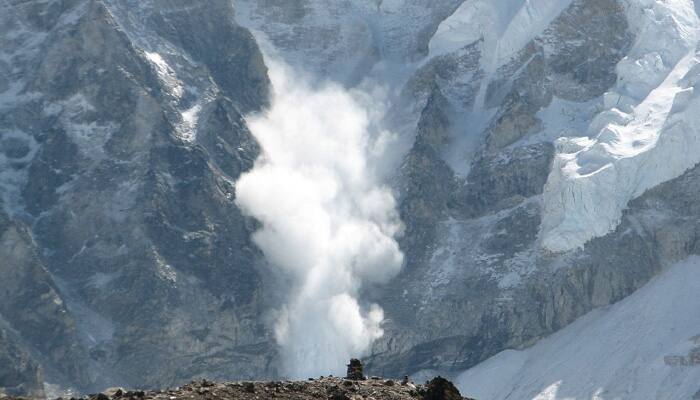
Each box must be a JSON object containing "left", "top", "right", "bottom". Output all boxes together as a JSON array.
[{"left": 346, "top": 358, "right": 365, "bottom": 380}]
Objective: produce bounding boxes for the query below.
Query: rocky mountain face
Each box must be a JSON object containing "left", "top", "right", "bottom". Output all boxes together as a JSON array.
[
  {"left": 368, "top": 0, "right": 639, "bottom": 374},
  {"left": 1, "top": 0, "right": 273, "bottom": 395},
  {"left": 3, "top": 0, "right": 700, "bottom": 398}
]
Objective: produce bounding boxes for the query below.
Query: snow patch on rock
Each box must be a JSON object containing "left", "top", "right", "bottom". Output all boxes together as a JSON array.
[
  {"left": 144, "top": 51, "right": 184, "bottom": 99},
  {"left": 178, "top": 104, "right": 201, "bottom": 142}
]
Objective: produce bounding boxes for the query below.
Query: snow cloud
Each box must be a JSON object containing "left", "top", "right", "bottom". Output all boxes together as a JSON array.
[{"left": 235, "top": 61, "right": 404, "bottom": 378}]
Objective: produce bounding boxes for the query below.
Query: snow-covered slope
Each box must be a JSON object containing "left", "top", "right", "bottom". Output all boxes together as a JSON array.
[
  {"left": 457, "top": 256, "right": 700, "bottom": 400},
  {"left": 541, "top": 0, "right": 700, "bottom": 252}
]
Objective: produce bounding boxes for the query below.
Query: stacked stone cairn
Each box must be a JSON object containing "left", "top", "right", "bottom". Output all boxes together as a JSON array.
[{"left": 346, "top": 359, "right": 365, "bottom": 380}]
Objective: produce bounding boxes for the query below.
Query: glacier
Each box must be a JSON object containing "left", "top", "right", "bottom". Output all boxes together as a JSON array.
[{"left": 541, "top": 0, "right": 700, "bottom": 252}]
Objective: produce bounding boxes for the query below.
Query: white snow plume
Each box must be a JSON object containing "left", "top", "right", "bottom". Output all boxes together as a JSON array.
[{"left": 235, "top": 61, "right": 404, "bottom": 379}]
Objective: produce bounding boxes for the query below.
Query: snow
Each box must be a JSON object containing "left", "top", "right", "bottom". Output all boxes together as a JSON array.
[
  {"left": 177, "top": 103, "right": 201, "bottom": 142},
  {"left": 457, "top": 256, "right": 700, "bottom": 400},
  {"left": 153, "top": 250, "right": 178, "bottom": 284},
  {"left": 234, "top": 59, "right": 403, "bottom": 378},
  {"left": 144, "top": 51, "right": 184, "bottom": 99},
  {"left": 532, "top": 97, "right": 601, "bottom": 144},
  {"left": 541, "top": 0, "right": 700, "bottom": 252},
  {"left": 428, "top": 0, "right": 574, "bottom": 71}
]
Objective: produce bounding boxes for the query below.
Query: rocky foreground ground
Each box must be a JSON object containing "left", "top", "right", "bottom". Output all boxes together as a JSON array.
[{"left": 5, "top": 376, "right": 475, "bottom": 400}]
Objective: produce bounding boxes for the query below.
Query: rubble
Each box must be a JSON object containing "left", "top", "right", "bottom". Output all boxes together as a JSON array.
[{"left": 33, "top": 375, "right": 474, "bottom": 400}]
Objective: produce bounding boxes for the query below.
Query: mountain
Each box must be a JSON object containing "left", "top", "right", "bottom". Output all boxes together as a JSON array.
[
  {"left": 1, "top": 0, "right": 272, "bottom": 395},
  {"left": 3, "top": 0, "right": 700, "bottom": 398}
]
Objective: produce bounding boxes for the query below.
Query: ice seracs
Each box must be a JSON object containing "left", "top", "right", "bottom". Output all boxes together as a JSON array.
[{"left": 540, "top": 0, "right": 700, "bottom": 252}]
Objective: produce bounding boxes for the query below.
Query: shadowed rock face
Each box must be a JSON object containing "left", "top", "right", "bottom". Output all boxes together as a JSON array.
[
  {"left": 1, "top": 0, "right": 272, "bottom": 395},
  {"left": 0, "top": 328, "right": 43, "bottom": 399},
  {"left": 0, "top": 208, "right": 50, "bottom": 399},
  {"left": 0, "top": 202, "right": 87, "bottom": 393}
]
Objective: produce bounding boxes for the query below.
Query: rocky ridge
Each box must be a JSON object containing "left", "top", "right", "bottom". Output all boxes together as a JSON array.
[{"left": 1, "top": 376, "right": 473, "bottom": 400}]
